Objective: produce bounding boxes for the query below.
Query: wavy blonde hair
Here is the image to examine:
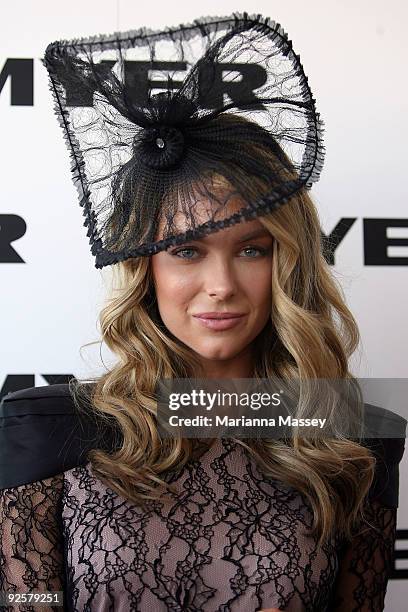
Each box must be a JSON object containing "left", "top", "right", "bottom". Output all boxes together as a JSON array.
[{"left": 71, "top": 114, "right": 376, "bottom": 550}]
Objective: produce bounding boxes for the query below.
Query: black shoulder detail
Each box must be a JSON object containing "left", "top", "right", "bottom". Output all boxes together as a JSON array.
[
  {"left": 1, "top": 383, "right": 77, "bottom": 417},
  {"left": 362, "top": 403, "right": 407, "bottom": 508},
  {"left": 0, "top": 383, "right": 119, "bottom": 490},
  {"left": 1, "top": 382, "right": 73, "bottom": 401},
  {"left": 363, "top": 402, "right": 407, "bottom": 440}
]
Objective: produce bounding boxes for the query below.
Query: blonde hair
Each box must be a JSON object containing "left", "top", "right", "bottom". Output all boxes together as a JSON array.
[{"left": 71, "top": 114, "right": 376, "bottom": 550}]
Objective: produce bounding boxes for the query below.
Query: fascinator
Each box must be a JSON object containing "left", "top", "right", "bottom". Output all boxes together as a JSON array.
[{"left": 42, "top": 12, "right": 324, "bottom": 268}]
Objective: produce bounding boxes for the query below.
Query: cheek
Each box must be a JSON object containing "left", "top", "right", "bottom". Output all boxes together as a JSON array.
[
  {"left": 158, "top": 277, "right": 193, "bottom": 304},
  {"left": 245, "top": 266, "right": 272, "bottom": 310},
  {"left": 153, "top": 269, "right": 196, "bottom": 321},
  {"left": 152, "top": 258, "right": 192, "bottom": 300}
]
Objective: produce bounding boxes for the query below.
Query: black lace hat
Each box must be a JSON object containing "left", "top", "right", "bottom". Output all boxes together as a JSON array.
[{"left": 42, "top": 12, "right": 325, "bottom": 268}]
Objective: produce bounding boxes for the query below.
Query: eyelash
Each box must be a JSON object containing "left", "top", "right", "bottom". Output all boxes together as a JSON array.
[{"left": 170, "top": 245, "right": 269, "bottom": 260}]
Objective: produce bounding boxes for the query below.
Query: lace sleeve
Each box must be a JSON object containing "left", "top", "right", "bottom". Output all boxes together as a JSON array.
[
  {"left": 0, "top": 474, "right": 65, "bottom": 612},
  {"left": 329, "top": 498, "right": 397, "bottom": 611}
]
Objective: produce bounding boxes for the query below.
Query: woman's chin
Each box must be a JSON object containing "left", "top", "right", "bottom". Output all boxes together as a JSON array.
[{"left": 192, "top": 345, "right": 243, "bottom": 364}]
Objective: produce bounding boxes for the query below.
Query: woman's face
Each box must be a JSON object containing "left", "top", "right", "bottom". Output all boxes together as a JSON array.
[{"left": 150, "top": 195, "right": 273, "bottom": 373}]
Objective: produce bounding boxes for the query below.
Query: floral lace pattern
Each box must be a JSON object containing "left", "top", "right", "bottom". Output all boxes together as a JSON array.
[
  {"left": 0, "top": 438, "right": 398, "bottom": 611},
  {"left": 0, "top": 475, "right": 64, "bottom": 612}
]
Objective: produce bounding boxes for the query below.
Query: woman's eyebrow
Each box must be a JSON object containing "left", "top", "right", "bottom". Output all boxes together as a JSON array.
[
  {"left": 177, "top": 228, "right": 271, "bottom": 244},
  {"left": 237, "top": 229, "right": 271, "bottom": 242}
]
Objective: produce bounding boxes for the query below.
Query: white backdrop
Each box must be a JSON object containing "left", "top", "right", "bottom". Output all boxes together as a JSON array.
[{"left": 1, "top": 0, "right": 407, "bottom": 608}]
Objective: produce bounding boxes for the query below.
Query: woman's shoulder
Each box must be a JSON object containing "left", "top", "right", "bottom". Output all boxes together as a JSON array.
[
  {"left": 1, "top": 387, "right": 406, "bottom": 507},
  {"left": 361, "top": 402, "right": 407, "bottom": 508},
  {"left": 362, "top": 402, "right": 406, "bottom": 467},
  {"left": 363, "top": 401, "right": 407, "bottom": 441},
  {"left": 0, "top": 382, "right": 116, "bottom": 490}
]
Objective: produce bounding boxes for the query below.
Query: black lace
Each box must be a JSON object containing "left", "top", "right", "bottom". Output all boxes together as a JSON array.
[
  {"left": 0, "top": 475, "right": 64, "bottom": 612},
  {"left": 0, "top": 439, "right": 398, "bottom": 611},
  {"left": 328, "top": 500, "right": 397, "bottom": 612},
  {"left": 42, "top": 13, "right": 324, "bottom": 268}
]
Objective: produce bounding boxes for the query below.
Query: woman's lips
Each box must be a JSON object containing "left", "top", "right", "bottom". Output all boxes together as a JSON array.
[{"left": 193, "top": 314, "right": 247, "bottom": 330}]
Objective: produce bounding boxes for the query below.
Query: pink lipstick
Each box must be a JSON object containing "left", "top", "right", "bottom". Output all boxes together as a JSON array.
[{"left": 192, "top": 312, "right": 247, "bottom": 331}]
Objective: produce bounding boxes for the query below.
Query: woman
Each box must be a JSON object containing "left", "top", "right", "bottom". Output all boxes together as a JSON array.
[{"left": 0, "top": 13, "right": 406, "bottom": 612}]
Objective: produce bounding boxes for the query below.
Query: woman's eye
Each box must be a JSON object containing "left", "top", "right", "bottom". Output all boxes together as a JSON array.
[
  {"left": 170, "top": 245, "right": 269, "bottom": 259},
  {"left": 241, "top": 246, "right": 268, "bottom": 257},
  {"left": 172, "top": 247, "right": 199, "bottom": 259}
]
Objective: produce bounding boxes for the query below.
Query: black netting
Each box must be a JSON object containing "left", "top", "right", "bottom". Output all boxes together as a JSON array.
[{"left": 42, "top": 12, "right": 324, "bottom": 268}]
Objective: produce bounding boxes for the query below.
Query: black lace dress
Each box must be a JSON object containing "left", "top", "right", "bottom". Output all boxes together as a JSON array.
[{"left": 0, "top": 384, "right": 406, "bottom": 611}]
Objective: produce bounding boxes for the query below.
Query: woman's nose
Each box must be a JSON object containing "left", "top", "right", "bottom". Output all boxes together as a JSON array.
[{"left": 203, "top": 257, "right": 238, "bottom": 300}]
